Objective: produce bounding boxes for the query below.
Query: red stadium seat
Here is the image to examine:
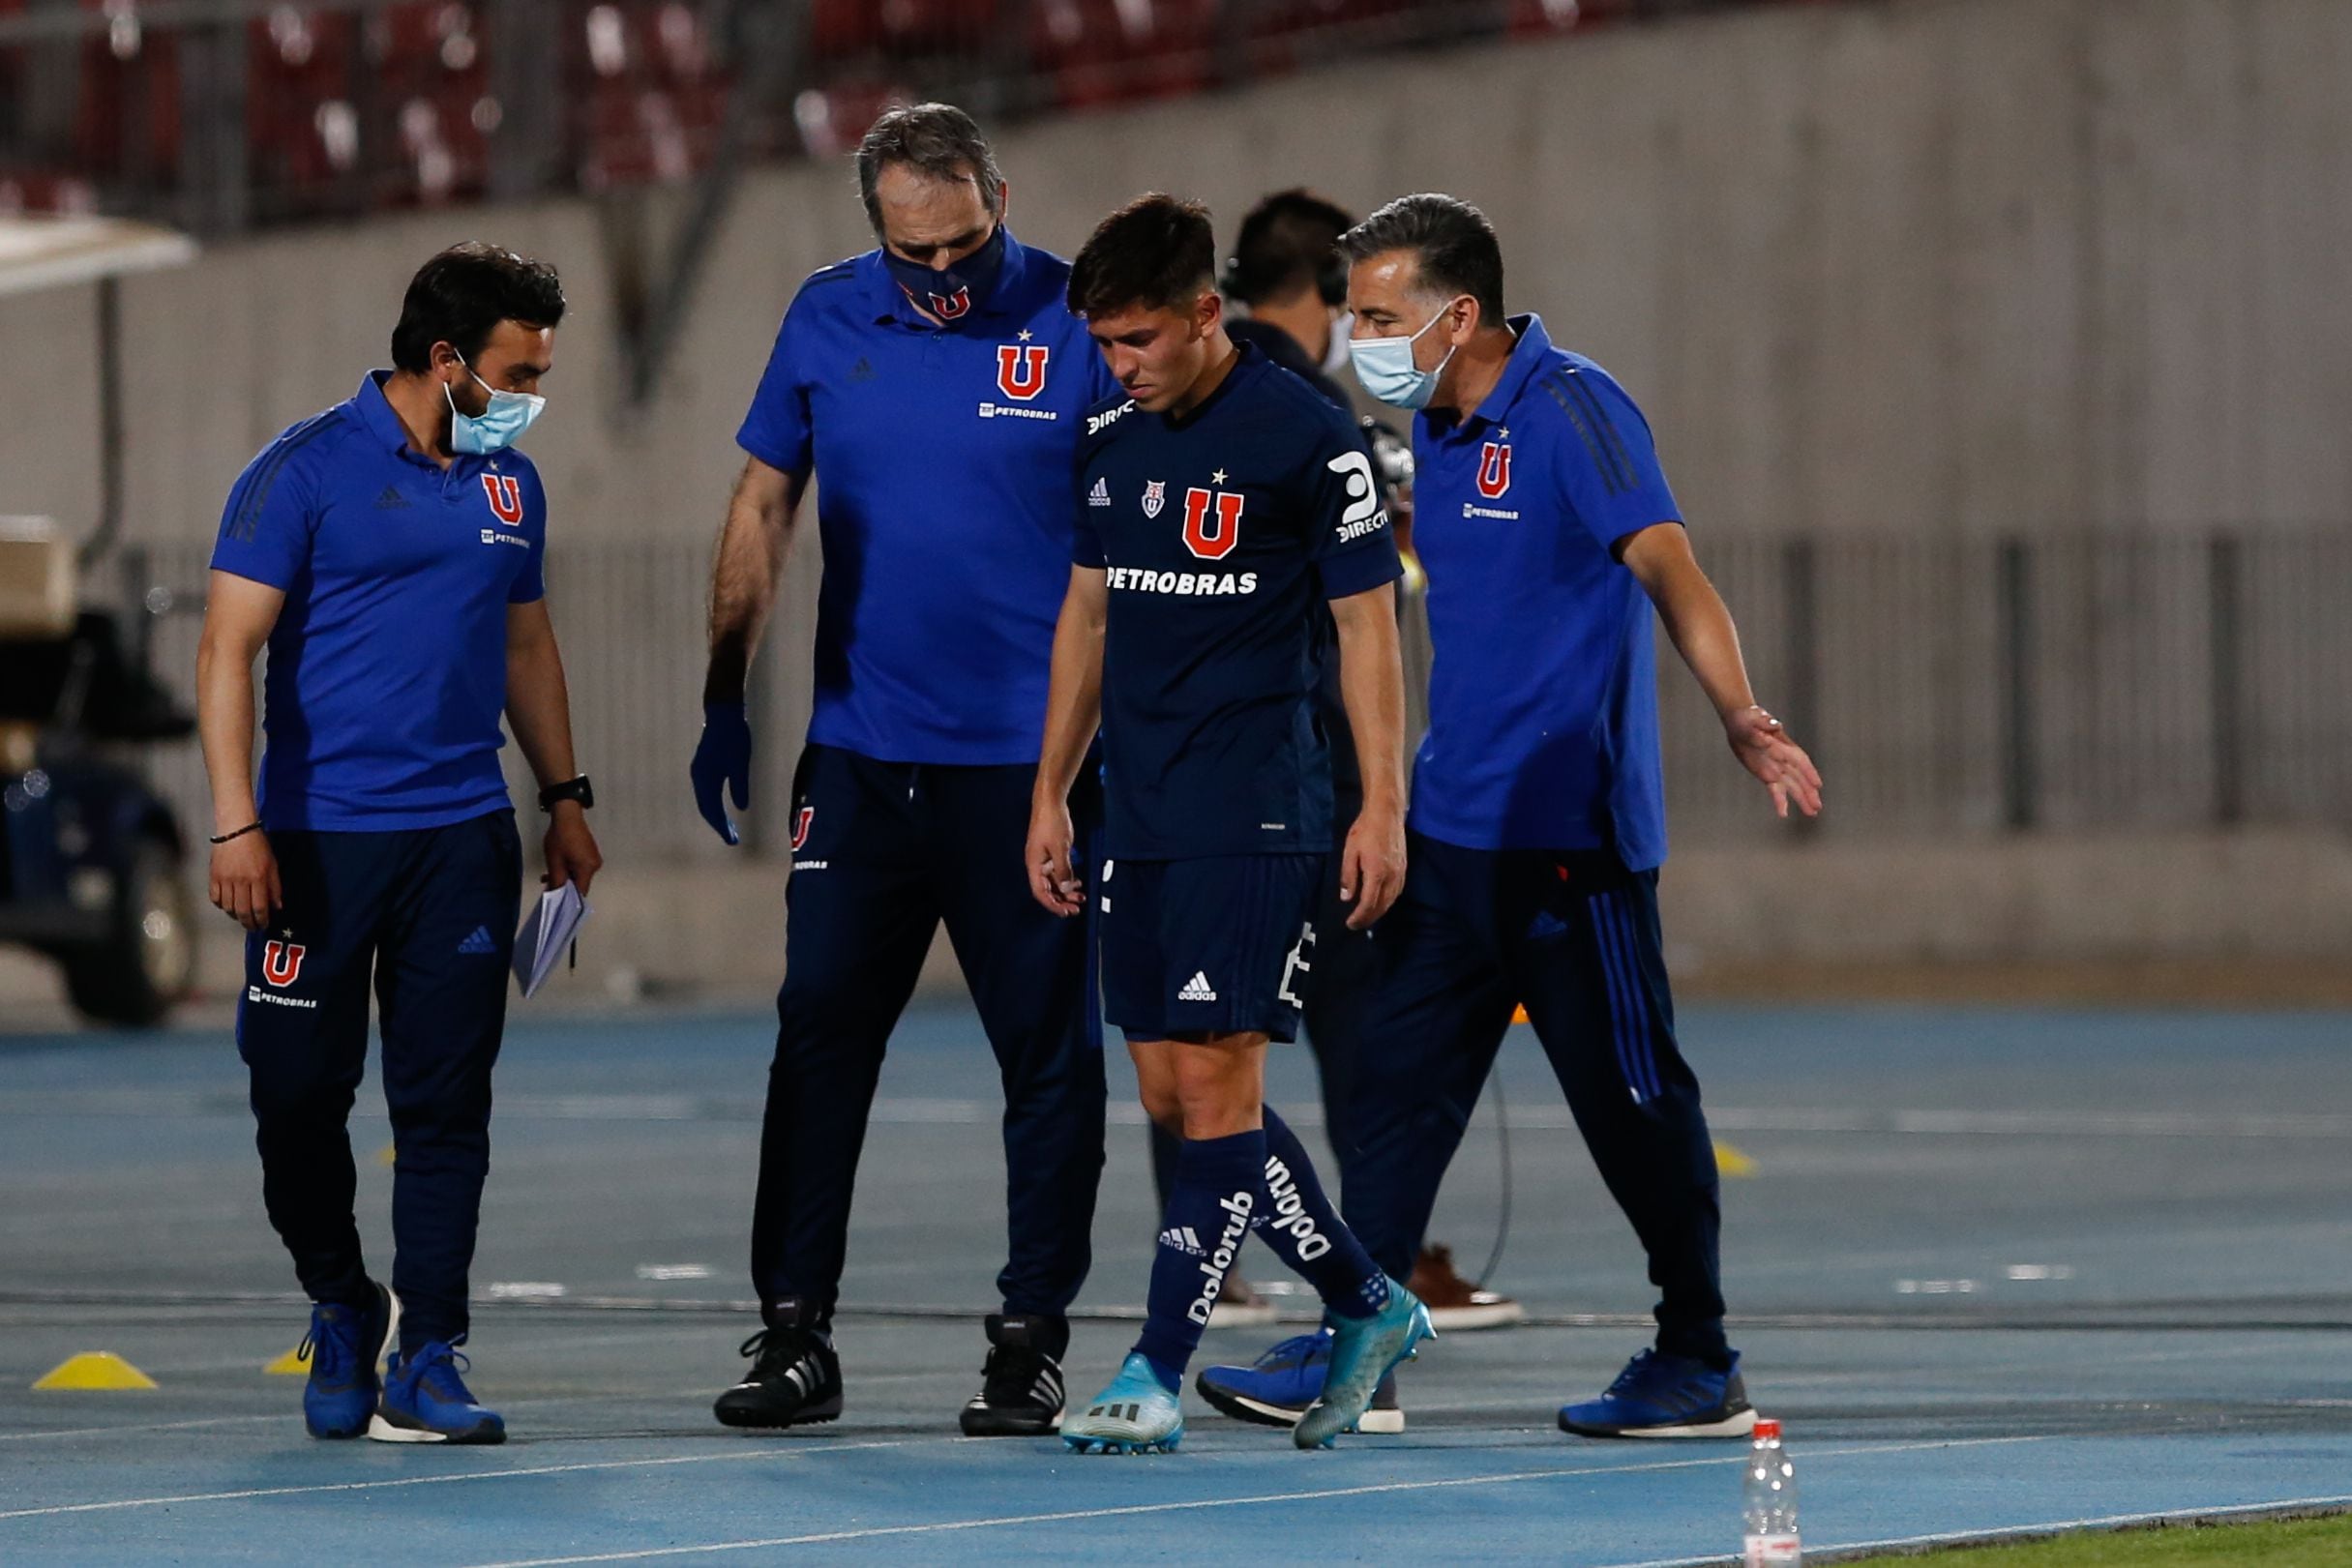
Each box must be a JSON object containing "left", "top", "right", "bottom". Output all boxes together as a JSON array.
[{"left": 1031, "top": 0, "right": 1219, "bottom": 112}]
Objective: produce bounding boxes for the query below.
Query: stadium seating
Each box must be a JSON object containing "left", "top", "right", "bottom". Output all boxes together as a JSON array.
[{"left": 0, "top": 0, "right": 1814, "bottom": 223}]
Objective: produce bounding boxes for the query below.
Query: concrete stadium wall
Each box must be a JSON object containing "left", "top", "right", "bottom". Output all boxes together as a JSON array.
[
  {"left": 4, "top": 0, "right": 2349, "bottom": 1004},
  {"left": 4, "top": 0, "right": 2349, "bottom": 548}
]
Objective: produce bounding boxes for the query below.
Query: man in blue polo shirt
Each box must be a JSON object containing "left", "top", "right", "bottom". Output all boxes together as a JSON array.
[
  {"left": 690, "top": 104, "right": 1118, "bottom": 1436},
  {"left": 197, "top": 243, "right": 602, "bottom": 1445},
  {"left": 1211, "top": 194, "right": 1823, "bottom": 1439}
]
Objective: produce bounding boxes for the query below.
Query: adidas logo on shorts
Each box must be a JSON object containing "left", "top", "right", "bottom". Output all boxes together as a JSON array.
[
  {"left": 1178, "top": 971, "right": 1217, "bottom": 1003},
  {"left": 1157, "top": 1226, "right": 1206, "bottom": 1256}
]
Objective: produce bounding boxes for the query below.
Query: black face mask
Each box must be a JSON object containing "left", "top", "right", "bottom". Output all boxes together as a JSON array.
[{"left": 883, "top": 223, "right": 1007, "bottom": 323}]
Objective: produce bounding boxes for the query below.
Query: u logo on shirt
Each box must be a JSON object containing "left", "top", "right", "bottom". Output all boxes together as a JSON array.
[
  {"left": 996, "top": 344, "right": 1049, "bottom": 401},
  {"left": 1181, "top": 488, "right": 1245, "bottom": 561},
  {"left": 1477, "top": 441, "right": 1513, "bottom": 499},
  {"left": 481, "top": 474, "right": 524, "bottom": 524}
]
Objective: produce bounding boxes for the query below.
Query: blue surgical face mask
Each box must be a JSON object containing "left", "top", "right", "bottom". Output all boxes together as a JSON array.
[
  {"left": 445, "top": 356, "right": 546, "bottom": 455},
  {"left": 1348, "top": 300, "right": 1463, "bottom": 410},
  {"left": 883, "top": 222, "right": 1007, "bottom": 323}
]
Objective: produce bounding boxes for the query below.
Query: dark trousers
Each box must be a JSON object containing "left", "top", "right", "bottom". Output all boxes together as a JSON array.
[
  {"left": 753, "top": 744, "right": 1105, "bottom": 1328},
  {"left": 1341, "top": 831, "right": 1729, "bottom": 1362},
  {"left": 236, "top": 810, "right": 521, "bottom": 1352}
]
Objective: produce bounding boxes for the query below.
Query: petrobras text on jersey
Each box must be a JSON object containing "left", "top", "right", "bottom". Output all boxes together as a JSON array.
[
  {"left": 1105, "top": 566, "right": 1261, "bottom": 596},
  {"left": 977, "top": 401, "right": 1058, "bottom": 421}
]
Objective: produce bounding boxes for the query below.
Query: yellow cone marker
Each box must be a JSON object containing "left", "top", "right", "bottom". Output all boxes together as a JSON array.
[
  {"left": 264, "top": 1344, "right": 312, "bottom": 1376},
  {"left": 33, "top": 1352, "right": 159, "bottom": 1391},
  {"left": 1713, "top": 1140, "right": 1760, "bottom": 1178}
]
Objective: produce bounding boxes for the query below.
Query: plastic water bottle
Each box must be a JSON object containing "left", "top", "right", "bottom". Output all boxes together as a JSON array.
[{"left": 1742, "top": 1418, "right": 1801, "bottom": 1566}]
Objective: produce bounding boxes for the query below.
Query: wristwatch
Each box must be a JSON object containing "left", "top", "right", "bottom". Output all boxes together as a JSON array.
[{"left": 538, "top": 774, "right": 595, "bottom": 812}]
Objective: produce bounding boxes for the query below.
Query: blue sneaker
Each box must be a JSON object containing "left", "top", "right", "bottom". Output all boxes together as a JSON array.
[
  {"left": 301, "top": 1282, "right": 395, "bottom": 1439},
  {"left": 1295, "top": 1280, "right": 1432, "bottom": 1449},
  {"left": 1061, "top": 1353, "right": 1184, "bottom": 1455},
  {"left": 1558, "top": 1348, "right": 1757, "bottom": 1438},
  {"left": 1195, "top": 1329, "right": 1404, "bottom": 1434},
  {"left": 369, "top": 1339, "right": 506, "bottom": 1445}
]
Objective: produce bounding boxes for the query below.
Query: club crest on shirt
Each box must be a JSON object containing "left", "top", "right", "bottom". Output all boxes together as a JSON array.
[
  {"left": 481, "top": 473, "right": 524, "bottom": 524},
  {"left": 1142, "top": 481, "right": 1167, "bottom": 519},
  {"left": 996, "top": 344, "right": 1049, "bottom": 401},
  {"left": 1477, "top": 440, "right": 1513, "bottom": 499},
  {"left": 1181, "top": 488, "right": 1245, "bottom": 561}
]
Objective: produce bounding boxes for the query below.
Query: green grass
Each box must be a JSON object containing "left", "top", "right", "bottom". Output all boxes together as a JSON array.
[{"left": 1848, "top": 1511, "right": 2352, "bottom": 1565}]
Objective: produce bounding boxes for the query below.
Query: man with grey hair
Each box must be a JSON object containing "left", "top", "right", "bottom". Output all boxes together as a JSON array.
[{"left": 690, "top": 102, "right": 1119, "bottom": 1437}]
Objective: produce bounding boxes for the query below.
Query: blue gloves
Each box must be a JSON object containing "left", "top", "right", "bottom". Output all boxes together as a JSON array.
[{"left": 691, "top": 702, "right": 752, "bottom": 845}]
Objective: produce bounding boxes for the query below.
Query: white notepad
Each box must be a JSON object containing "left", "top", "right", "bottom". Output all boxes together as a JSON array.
[{"left": 513, "top": 883, "right": 589, "bottom": 998}]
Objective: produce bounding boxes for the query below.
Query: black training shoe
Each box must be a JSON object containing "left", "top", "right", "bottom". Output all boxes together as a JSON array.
[
  {"left": 713, "top": 1326, "right": 843, "bottom": 1430},
  {"left": 960, "top": 1313, "right": 1068, "bottom": 1436}
]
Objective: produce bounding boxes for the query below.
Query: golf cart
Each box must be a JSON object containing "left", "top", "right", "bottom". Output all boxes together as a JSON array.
[{"left": 0, "top": 214, "right": 200, "bottom": 1025}]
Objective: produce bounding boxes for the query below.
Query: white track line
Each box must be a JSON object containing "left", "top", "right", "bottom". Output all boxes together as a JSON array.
[
  {"left": 455, "top": 1435, "right": 2057, "bottom": 1567},
  {"left": 0, "top": 1413, "right": 291, "bottom": 1443},
  {"left": 1595, "top": 1492, "right": 2352, "bottom": 1567},
  {"left": 0, "top": 1436, "right": 947, "bottom": 1521},
  {"left": 0, "top": 1379, "right": 781, "bottom": 1445},
  {"left": 8, "top": 1093, "right": 2348, "bottom": 1139}
]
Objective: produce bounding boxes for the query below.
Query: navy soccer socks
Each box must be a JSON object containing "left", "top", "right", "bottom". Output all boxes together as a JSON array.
[
  {"left": 1257, "top": 1107, "right": 1388, "bottom": 1320},
  {"left": 1132, "top": 1129, "right": 1265, "bottom": 1392}
]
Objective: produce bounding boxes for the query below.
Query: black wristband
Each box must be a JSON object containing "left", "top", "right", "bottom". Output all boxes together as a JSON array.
[
  {"left": 538, "top": 774, "right": 594, "bottom": 812},
  {"left": 209, "top": 821, "right": 263, "bottom": 845}
]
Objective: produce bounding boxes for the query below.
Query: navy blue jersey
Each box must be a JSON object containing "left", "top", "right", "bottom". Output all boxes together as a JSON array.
[
  {"left": 210, "top": 372, "right": 546, "bottom": 832},
  {"left": 737, "top": 230, "right": 1119, "bottom": 765},
  {"left": 1410, "top": 315, "right": 1678, "bottom": 867},
  {"left": 1226, "top": 316, "right": 1367, "bottom": 804},
  {"left": 1074, "top": 343, "right": 1403, "bottom": 860}
]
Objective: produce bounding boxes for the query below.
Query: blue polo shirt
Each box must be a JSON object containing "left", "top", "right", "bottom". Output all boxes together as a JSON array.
[
  {"left": 737, "top": 230, "right": 1118, "bottom": 765},
  {"left": 1409, "top": 315, "right": 1678, "bottom": 868},
  {"left": 210, "top": 371, "right": 546, "bottom": 832},
  {"left": 1074, "top": 344, "right": 1404, "bottom": 860}
]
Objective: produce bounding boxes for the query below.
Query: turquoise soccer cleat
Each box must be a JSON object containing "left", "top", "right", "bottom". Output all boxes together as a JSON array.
[
  {"left": 1294, "top": 1280, "right": 1433, "bottom": 1449},
  {"left": 1061, "top": 1353, "right": 1185, "bottom": 1455}
]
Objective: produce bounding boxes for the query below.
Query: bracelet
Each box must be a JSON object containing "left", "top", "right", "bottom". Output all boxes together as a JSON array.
[{"left": 209, "top": 822, "right": 263, "bottom": 845}]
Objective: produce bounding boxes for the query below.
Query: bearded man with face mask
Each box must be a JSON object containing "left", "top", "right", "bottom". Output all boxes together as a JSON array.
[{"left": 196, "top": 242, "right": 599, "bottom": 1446}]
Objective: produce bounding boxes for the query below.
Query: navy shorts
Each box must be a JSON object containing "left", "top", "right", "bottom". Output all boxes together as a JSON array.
[{"left": 1100, "top": 853, "right": 1321, "bottom": 1043}]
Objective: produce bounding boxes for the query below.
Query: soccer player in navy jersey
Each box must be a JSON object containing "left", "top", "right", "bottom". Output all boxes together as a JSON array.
[
  {"left": 1248, "top": 192, "right": 1823, "bottom": 1440},
  {"left": 692, "top": 104, "right": 1119, "bottom": 1437},
  {"left": 1027, "top": 194, "right": 1434, "bottom": 1454}
]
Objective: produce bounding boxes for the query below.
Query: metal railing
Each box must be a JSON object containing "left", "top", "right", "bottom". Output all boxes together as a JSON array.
[{"left": 121, "top": 527, "right": 2352, "bottom": 865}]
